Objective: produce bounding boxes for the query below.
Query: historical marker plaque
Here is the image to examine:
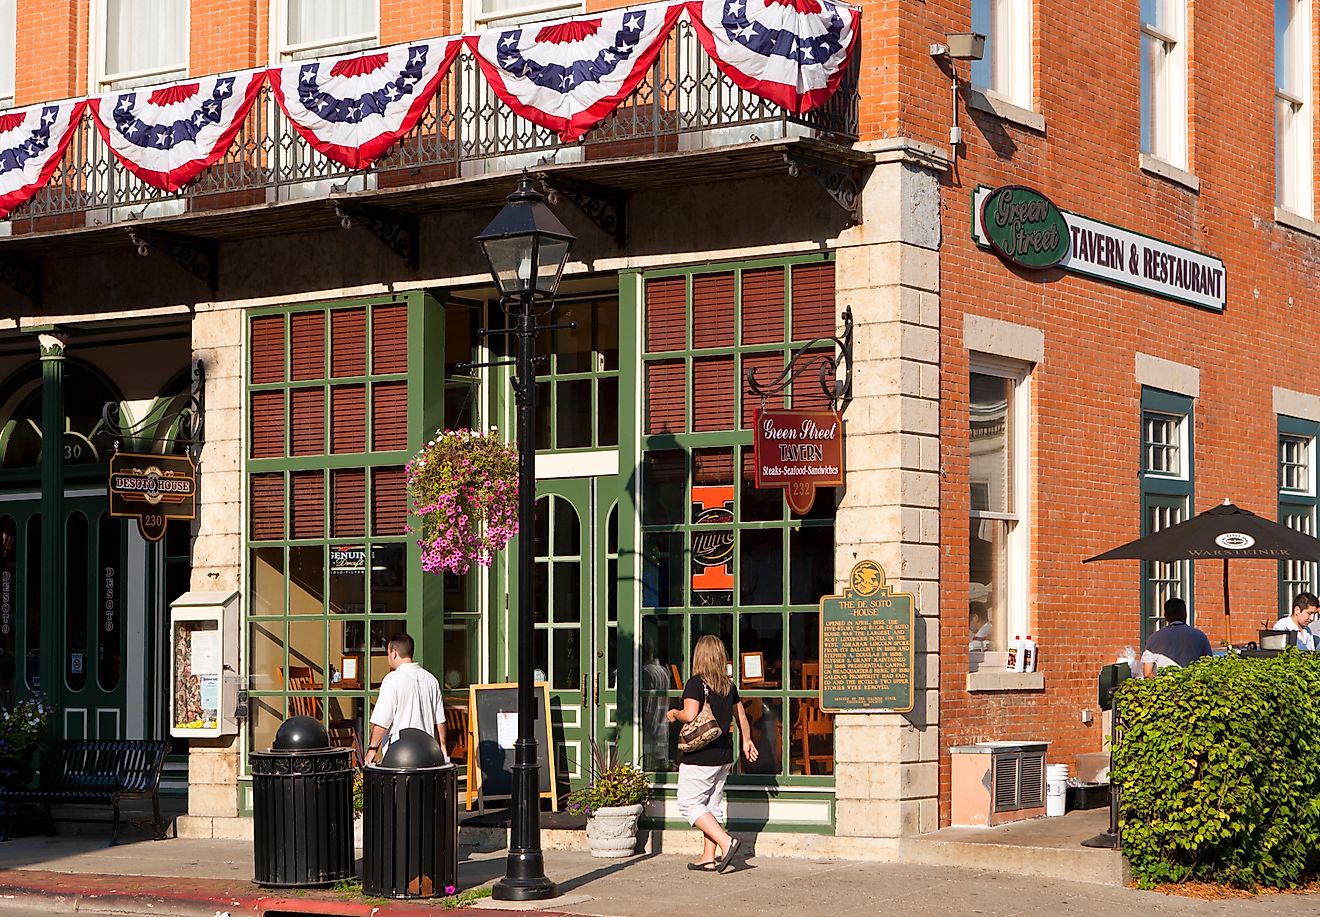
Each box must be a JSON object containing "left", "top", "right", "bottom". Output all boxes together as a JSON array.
[{"left": 819, "top": 560, "right": 915, "bottom": 713}]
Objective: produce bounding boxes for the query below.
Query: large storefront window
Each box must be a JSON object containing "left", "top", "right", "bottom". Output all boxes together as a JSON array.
[{"left": 639, "top": 258, "right": 837, "bottom": 781}]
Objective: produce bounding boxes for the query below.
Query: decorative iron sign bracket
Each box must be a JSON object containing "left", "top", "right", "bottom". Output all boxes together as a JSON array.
[
  {"left": 0, "top": 257, "right": 41, "bottom": 308},
  {"left": 746, "top": 305, "right": 853, "bottom": 413},
  {"left": 103, "top": 359, "right": 206, "bottom": 459},
  {"left": 333, "top": 201, "right": 419, "bottom": 270},
  {"left": 537, "top": 174, "right": 628, "bottom": 246},
  {"left": 126, "top": 228, "right": 218, "bottom": 291},
  {"left": 783, "top": 150, "right": 862, "bottom": 226}
]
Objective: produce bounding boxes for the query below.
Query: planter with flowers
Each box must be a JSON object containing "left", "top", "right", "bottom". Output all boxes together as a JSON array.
[
  {"left": 0, "top": 693, "right": 53, "bottom": 789},
  {"left": 566, "top": 743, "right": 652, "bottom": 858},
  {"left": 406, "top": 427, "right": 519, "bottom": 575}
]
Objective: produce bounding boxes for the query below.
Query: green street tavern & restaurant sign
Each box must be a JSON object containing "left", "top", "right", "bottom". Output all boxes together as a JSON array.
[
  {"left": 971, "top": 184, "right": 1227, "bottom": 312},
  {"left": 819, "top": 560, "right": 915, "bottom": 714}
]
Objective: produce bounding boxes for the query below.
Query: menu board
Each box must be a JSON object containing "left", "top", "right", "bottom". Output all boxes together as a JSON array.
[{"left": 820, "top": 560, "right": 915, "bottom": 713}]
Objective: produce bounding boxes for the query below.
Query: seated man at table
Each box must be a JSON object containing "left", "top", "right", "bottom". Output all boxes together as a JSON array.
[
  {"left": 1274, "top": 592, "right": 1319, "bottom": 651},
  {"left": 1142, "top": 598, "right": 1213, "bottom": 676}
]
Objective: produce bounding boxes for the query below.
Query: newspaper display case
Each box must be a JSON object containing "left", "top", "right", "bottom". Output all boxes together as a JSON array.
[{"left": 170, "top": 590, "right": 240, "bottom": 738}]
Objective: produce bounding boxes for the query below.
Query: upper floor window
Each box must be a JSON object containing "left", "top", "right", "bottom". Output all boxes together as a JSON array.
[
  {"left": 0, "top": 0, "right": 14, "bottom": 109},
  {"left": 1140, "top": 388, "right": 1193, "bottom": 641},
  {"left": 970, "top": 0, "right": 1032, "bottom": 109},
  {"left": 1277, "top": 0, "right": 1314, "bottom": 218},
  {"left": 278, "top": 0, "right": 378, "bottom": 59},
  {"left": 1142, "top": 410, "right": 1186, "bottom": 477},
  {"left": 1140, "top": 0, "right": 1188, "bottom": 169},
  {"left": 1281, "top": 432, "right": 1314, "bottom": 493},
  {"left": 1280, "top": 418, "right": 1318, "bottom": 608},
  {"left": 98, "top": 0, "right": 188, "bottom": 88},
  {"left": 472, "top": 0, "right": 584, "bottom": 29}
]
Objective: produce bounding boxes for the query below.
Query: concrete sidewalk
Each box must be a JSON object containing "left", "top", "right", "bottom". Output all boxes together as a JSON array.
[{"left": 0, "top": 832, "right": 1315, "bottom": 916}]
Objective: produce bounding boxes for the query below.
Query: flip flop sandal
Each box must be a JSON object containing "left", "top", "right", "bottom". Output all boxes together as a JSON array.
[
  {"left": 717, "top": 837, "right": 742, "bottom": 873},
  {"left": 686, "top": 861, "right": 718, "bottom": 872}
]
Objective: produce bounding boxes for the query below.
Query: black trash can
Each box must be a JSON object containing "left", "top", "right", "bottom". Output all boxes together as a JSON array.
[
  {"left": 251, "top": 716, "right": 355, "bottom": 888},
  {"left": 361, "top": 762, "right": 459, "bottom": 898}
]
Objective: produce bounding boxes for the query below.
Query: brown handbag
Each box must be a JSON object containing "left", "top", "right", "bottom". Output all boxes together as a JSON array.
[{"left": 677, "top": 683, "right": 723, "bottom": 753}]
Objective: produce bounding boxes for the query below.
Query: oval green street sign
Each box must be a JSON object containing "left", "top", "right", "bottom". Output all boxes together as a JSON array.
[{"left": 980, "top": 185, "right": 1070, "bottom": 269}]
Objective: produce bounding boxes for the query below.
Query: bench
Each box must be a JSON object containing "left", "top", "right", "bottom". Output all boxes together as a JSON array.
[{"left": 0, "top": 739, "right": 171, "bottom": 845}]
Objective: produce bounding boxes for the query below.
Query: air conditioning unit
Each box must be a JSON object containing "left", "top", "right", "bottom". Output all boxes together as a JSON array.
[{"left": 950, "top": 741, "right": 1048, "bottom": 827}]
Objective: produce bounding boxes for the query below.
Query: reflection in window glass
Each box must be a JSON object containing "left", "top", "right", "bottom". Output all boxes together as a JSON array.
[
  {"left": 442, "top": 620, "right": 477, "bottom": 690},
  {"left": 789, "top": 525, "right": 834, "bottom": 605},
  {"left": 66, "top": 513, "right": 88, "bottom": 691},
  {"left": 250, "top": 621, "right": 285, "bottom": 693},
  {"left": 788, "top": 612, "right": 820, "bottom": 690},
  {"left": 251, "top": 548, "right": 284, "bottom": 615},
  {"left": 288, "top": 618, "right": 327, "bottom": 684},
  {"left": 25, "top": 515, "right": 39, "bottom": 690},
  {"left": 642, "top": 450, "right": 686, "bottom": 526},
  {"left": 288, "top": 546, "right": 325, "bottom": 613},
  {"left": 328, "top": 545, "right": 365, "bottom": 614},
  {"left": 248, "top": 696, "right": 282, "bottom": 755},
  {"left": 739, "top": 613, "right": 782, "bottom": 688},
  {"left": 370, "top": 544, "right": 405, "bottom": 615},
  {"left": 739, "top": 529, "right": 783, "bottom": 606},
  {"left": 742, "top": 697, "right": 782, "bottom": 775},
  {"left": 642, "top": 532, "right": 684, "bottom": 608}
]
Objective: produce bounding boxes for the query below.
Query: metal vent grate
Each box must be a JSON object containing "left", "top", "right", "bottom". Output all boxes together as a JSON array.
[
  {"left": 991, "top": 750, "right": 1045, "bottom": 812},
  {"left": 992, "top": 755, "right": 1019, "bottom": 811},
  {"left": 1018, "top": 752, "right": 1045, "bottom": 807}
]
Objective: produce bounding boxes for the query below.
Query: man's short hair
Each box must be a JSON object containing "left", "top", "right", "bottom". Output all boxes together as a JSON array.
[
  {"left": 388, "top": 632, "right": 415, "bottom": 658},
  {"left": 1163, "top": 597, "right": 1188, "bottom": 623},
  {"left": 1294, "top": 592, "right": 1320, "bottom": 611}
]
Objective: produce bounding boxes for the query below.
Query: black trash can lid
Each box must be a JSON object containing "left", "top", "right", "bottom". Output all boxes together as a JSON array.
[
  {"left": 380, "top": 728, "right": 446, "bottom": 768},
  {"left": 272, "top": 716, "right": 330, "bottom": 751}
]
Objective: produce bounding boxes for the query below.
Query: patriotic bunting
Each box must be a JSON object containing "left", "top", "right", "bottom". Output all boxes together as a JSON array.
[
  {"left": 468, "top": 3, "right": 684, "bottom": 142},
  {"left": 0, "top": 100, "right": 87, "bottom": 219},
  {"left": 268, "top": 40, "right": 461, "bottom": 170},
  {"left": 90, "top": 71, "right": 265, "bottom": 192},
  {"left": 685, "top": 0, "right": 859, "bottom": 114}
]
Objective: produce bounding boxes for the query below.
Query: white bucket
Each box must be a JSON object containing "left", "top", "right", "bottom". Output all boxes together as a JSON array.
[{"left": 1046, "top": 764, "right": 1070, "bottom": 817}]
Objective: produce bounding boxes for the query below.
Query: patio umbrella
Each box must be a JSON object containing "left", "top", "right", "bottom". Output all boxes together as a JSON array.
[{"left": 1084, "top": 500, "right": 1320, "bottom": 643}]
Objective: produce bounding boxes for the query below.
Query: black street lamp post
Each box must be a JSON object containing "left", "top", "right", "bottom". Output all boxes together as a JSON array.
[{"left": 476, "top": 173, "right": 575, "bottom": 903}]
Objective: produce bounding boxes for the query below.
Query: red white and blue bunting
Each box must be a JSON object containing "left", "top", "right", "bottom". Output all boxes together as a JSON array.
[
  {"left": 685, "top": 0, "right": 860, "bottom": 114},
  {"left": 469, "top": 4, "right": 685, "bottom": 143},
  {"left": 90, "top": 71, "right": 265, "bottom": 191},
  {"left": 268, "top": 40, "right": 461, "bottom": 170},
  {"left": 0, "top": 100, "right": 86, "bottom": 219}
]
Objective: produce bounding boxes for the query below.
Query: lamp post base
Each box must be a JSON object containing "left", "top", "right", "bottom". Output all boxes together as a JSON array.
[{"left": 492, "top": 855, "right": 558, "bottom": 901}]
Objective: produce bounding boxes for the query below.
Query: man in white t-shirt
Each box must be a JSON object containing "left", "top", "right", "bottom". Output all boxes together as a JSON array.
[
  {"left": 365, "top": 632, "right": 447, "bottom": 764},
  {"left": 1274, "top": 592, "right": 1319, "bottom": 651}
]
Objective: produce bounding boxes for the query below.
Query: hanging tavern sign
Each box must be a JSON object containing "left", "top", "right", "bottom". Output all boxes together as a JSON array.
[
  {"left": 819, "top": 560, "right": 915, "bottom": 714},
  {"left": 971, "top": 184, "right": 1227, "bottom": 312},
  {"left": 753, "top": 409, "right": 845, "bottom": 515},
  {"left": 108, "top": 452, "right": 197, "bottom": 542}
]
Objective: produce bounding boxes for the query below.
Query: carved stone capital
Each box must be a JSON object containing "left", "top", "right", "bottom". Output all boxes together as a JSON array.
[{"left": 37, "top": 333, "right": 67, "bottom": 359}]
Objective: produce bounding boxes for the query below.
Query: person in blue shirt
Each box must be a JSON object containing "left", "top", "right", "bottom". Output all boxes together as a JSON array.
[{"left": 1142, "top": 597, "right": 1213, "bottom": 676}]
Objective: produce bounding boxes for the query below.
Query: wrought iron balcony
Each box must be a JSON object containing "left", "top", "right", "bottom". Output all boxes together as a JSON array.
[{"left": 7, "top": 22, "right": 859, "bottom": 234}]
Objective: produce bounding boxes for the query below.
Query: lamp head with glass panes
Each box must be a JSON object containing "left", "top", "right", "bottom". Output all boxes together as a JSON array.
[{"left": 475, "top": 172, "right": 575, "bottom": 313}]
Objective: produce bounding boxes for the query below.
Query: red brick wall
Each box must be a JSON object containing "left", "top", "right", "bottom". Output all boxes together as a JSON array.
[
  {"left": 15, "top": 0, "right": 87, "bottom": 105},
  {"left": 924, "top": 2, "right": 1320, "bottom": 824},
  {"left": 190, "top": 0, "right": 262, "bottom": 75}
]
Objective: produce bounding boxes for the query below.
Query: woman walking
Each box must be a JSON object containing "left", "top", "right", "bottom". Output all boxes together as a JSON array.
[{"left": 666, "top": 634, "right": 758, "bottom": 873}]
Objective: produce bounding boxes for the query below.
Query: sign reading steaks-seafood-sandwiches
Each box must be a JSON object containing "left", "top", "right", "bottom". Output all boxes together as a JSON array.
[
  {"left": 109, "top": 452, "right": 197, "bottom": 542},
  {"left": 753, "top": 409, "right": 844, "bottom": 515},
  {"left": 971, "top": 184, "right": 1227, "bottom": 312}
]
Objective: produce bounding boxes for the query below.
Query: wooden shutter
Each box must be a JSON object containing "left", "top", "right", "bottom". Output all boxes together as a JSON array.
[
  {"left": 250, "top": 473, "right": 285, "bottom": 540},
  {"left": 693, "top": 448, "right": 733, "bottom": 486},
  {"left": 372, "top": 303, "right": 408, "bottom": 375},
  {"left": 741, "top": 351, "right": 784, "bottom": 428},
  {"left": 693, "top": 356, "right": 735, "bottom": 432},
  {"left": 645, "top": 277, "right": 686, "bottom": 353},
  {"left": 790, "top": 348, "right": 835, "bottom": 412},
  {"left": 791, "top": 262, "right": 836, "bottom": 341},
  {"left": 290, "top": 311, "right": 325, "bottom": 381},
  {"left": 646, "top": 360, "right": 686, "bottom": 434},
  {"left": 331, "top": 307, "right": 367, "bottom": 378},
  {"left": 290, "top": 470, "right": 325, "bottom": 540},
  {"left": 250, "top": 391, "right": 285, "bottom": 458},
  {"left": 372, "top": 381, "right": 408, "bottom": 452},
  {"left": 692, "top": 272, "right": 735, "bottom": 349},
  {"left": 330, "top": 384, "right": 367, "bottom": 454},
  {"left": 289, "top": 388, "right": 325, "bottom": 456},
  {"left": 741, "top": 267, "right": 784, "bottom": 345},
  {"left": 331, "top": 468, "right": 366, "bottom": 538},
  {"left": 372, "top": 466, "right": 407, "bottom": 535},
  {"left": 250, "top": 316, "right": 285, "bottom": 384}
]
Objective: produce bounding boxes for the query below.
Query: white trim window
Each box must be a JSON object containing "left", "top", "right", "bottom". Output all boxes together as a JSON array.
[
  {"left": 1277, "top": 0, "right": 1314, "bottom": 218},
  {"left": 968, "top": 358, "right": 1031, "bottom": 656},
  {"left": 469, "top": 0, "right": 585, "bottom": 31},
  {"left": 970, "top": 0, "right": 1033, "bottom": 109},
  {"left": 274, "top": 0, "right": 379, "bottom": 61},
  {"left": 95, "top": 0, "right": 188, "bottom": 89},
  {"left": 0, "top": 0, "right": 14, "bottom": 109},
  {"left": 1279, "top": 429, "right": 1317, "bottom": 599},
  {"left": 1140, "top": 0, "right": 1188, "bottom": 169}
]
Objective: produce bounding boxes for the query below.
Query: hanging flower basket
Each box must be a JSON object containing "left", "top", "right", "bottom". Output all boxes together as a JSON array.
[{"left": 406, "top": 427, "right": 519, "bottom": 575}]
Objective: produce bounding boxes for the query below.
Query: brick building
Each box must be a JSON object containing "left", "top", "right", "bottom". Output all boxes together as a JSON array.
[{"left": 0, "top": 0, "right": 1314, "bottom": 850}]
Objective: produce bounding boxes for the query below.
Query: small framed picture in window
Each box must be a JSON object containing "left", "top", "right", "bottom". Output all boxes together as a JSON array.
[
  {"left": 741, "top": 652, "right": 765, "bottom": 684},
  {"left": 340, "top": 655, "right": 360, "bottom": 684}
]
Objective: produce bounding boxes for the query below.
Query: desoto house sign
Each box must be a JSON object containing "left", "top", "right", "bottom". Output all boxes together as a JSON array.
[
  {"left": 108, "top": 452, "right": 197, "bottom": 542},
  {"left": 972, "top": 185, "right": 1227, "bottom": 312}
]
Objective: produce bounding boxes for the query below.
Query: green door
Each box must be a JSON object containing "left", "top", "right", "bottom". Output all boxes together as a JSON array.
[
  {"left": 533, "top": 477, "right": 620, "bottom": 791},
  {"left": 0, "top": 492, "right": 128, "bottom": 738}
]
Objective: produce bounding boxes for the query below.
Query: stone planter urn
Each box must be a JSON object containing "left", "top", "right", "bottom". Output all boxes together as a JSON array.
[{"left": 585, "top": 803, "right": 644, "bottom": 858}]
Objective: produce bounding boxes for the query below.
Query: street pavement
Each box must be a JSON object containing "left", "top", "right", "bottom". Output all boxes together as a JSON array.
[{"left": 0, "top": 834, "right": 1316, "bottom": 916}]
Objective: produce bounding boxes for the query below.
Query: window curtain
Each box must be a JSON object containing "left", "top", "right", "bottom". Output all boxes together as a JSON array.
[
  {"left": 105, "top": 0, "right": 186, "bottom": 79},
  {"left": 0, "top": 0, "right": 14, "bottom": 103},
  {"left": 286, "top": 0, "right": 375, "bottom": 49}
]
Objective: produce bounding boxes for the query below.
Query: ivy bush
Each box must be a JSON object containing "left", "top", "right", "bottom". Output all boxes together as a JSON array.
[{"left": 1112, "top": 651, "right": 1320, "bottom": 889}]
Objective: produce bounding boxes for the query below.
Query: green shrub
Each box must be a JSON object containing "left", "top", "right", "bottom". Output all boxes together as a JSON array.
[
  {"left": 565, "top": 741, "right": 651, "bottom": 817},
  {"left": 1112, "top": 651, "right": 1320, "bottom": 889}
]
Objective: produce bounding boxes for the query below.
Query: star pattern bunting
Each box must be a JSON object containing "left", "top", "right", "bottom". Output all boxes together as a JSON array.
[
  {"left": 686, "top": 0, "right": 860, "bottom": 114},
  {"left": 90, "top": 71, "right": 266, "bottom": 191},
  {"left": 0, "top": 99, "right": 86, "bottom": 219},
  {"left": 468, "top": 3, "right": 685, "bottom": 142},
  {"left": 268, "top": 40, "right": 461, "bottom": 170}
]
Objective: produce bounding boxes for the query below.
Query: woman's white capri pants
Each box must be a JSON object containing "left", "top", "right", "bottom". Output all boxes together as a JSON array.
[{"left": 676, "top": 763, "right": 733, "bottom": 826}]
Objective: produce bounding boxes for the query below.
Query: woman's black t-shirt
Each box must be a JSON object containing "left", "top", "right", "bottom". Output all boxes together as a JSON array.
[{"left": 679, "top": 675, "right": 740, "bottom": 767}]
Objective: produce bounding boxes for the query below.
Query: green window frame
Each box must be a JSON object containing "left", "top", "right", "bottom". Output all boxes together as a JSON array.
[
  {"left": 1139, "top": 387, "right": 1194, "bottom": 642},
  {"left": 1278, "top": 414, "right": 1318, "bottom": 609}
]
